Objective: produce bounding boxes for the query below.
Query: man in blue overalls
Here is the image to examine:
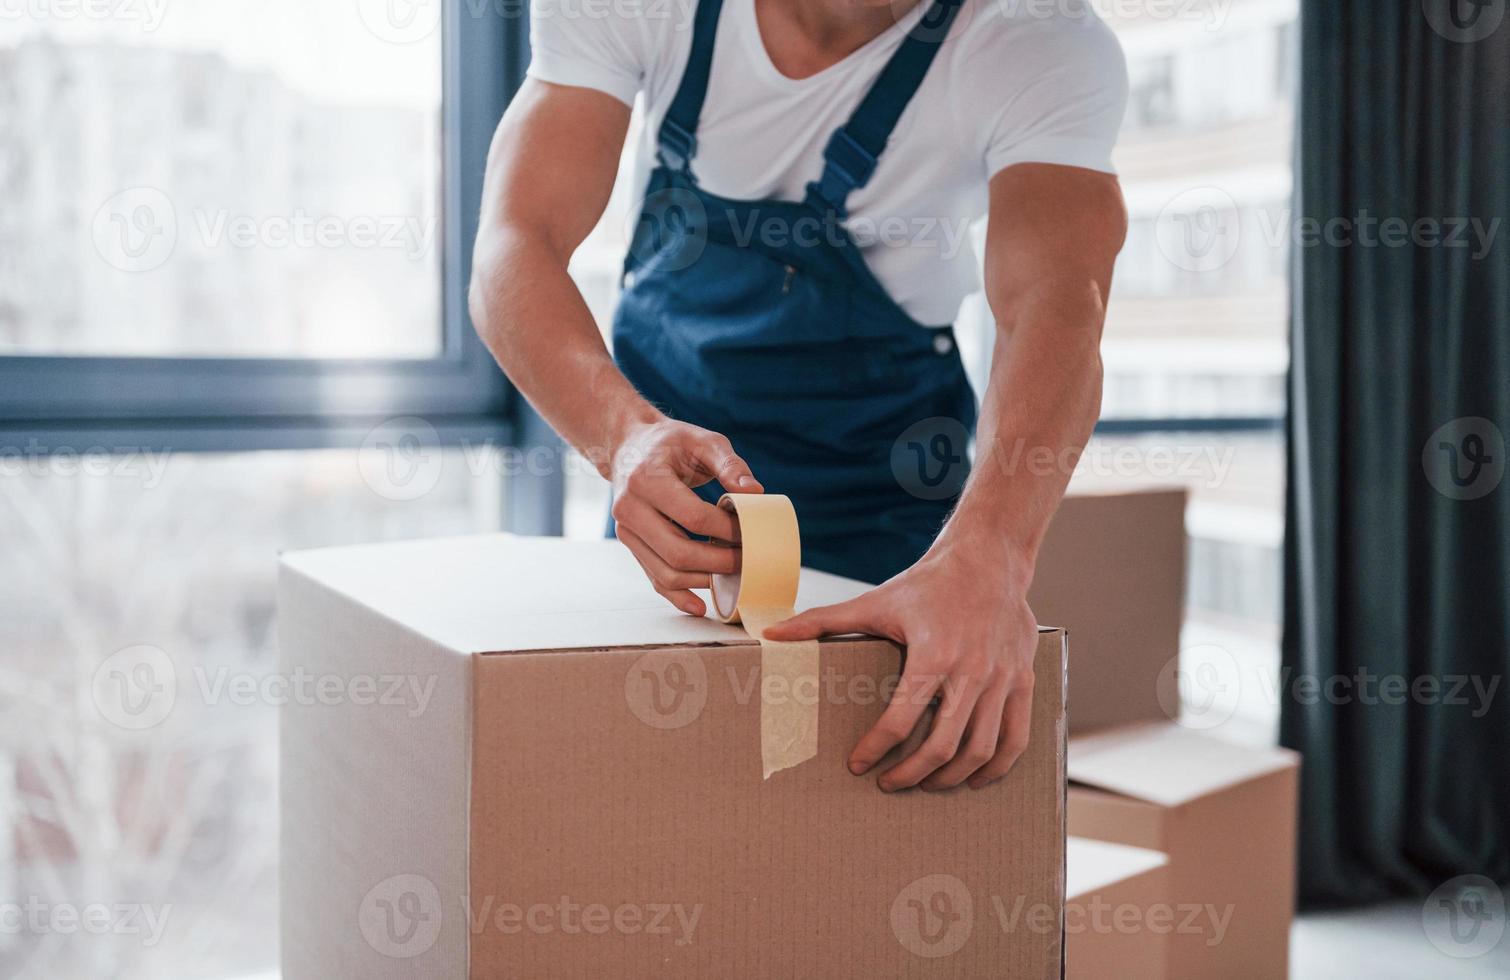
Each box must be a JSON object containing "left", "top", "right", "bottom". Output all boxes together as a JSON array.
[{"left": 471, "top": 0, "right": 1128, "bottom": 792}]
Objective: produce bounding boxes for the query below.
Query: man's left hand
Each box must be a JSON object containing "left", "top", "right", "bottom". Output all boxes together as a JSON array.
[{"left": 762, "top": 548, "right": 1037, "bottom": 792}]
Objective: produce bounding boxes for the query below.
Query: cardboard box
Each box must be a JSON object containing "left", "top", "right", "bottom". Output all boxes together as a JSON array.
[
  {"left": 279, "top": 534, "right": 1069, "bottom": 978},
  {"left": 1065, "top": 837, "right": 1170, "bottom": 980},
  {"left": 1067, "top": 722, "right": 1299, "bottom": 980},
  {"left": 1029, "top": 487, "right": 1188, "bottom": 735}
]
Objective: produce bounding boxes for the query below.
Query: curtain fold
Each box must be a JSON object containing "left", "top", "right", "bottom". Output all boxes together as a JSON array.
[{"left": 1283, "top": 1, "right": 1510, "bottom": 906}]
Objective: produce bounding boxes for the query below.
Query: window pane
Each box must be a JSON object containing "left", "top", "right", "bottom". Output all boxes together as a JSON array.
[
  {"left": 1099, "top": 2, "right": 1295, "bottom": 421},
  {"left": 1, "top": 447, "right": 503, "bottom": 978},
  {"left": 0, "top": 1, "right": 443, "bottom": 359}
]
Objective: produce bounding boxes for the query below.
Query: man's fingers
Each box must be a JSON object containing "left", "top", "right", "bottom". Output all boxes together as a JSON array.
[
  {"left": 618, "top": 528, "right": 706, "bottom": 616},
  {"left": 763, "top": 595, "right": 880, "bottom": 642},
  {"left": 688, "top": 436, "right": 762, "bottom": 494},
  {"left": 921, "top": 682, "right": 1008, "bottom": 791},
  {"left": 614, "top": 495, "right": 740, "bottom": 574},
  {"left": 877, "top": 676, "right": 984, "bottom": 792},
  {"left": 618, "top": 527, "right": 712, "bottom": 591},
  {"left": 969, "top": 681, "right": 1035, "bottom": 789},
  {"left": 655, "top": 481, "right": 741, "bottom": 542},
  {"left": 848, "top": 670, "right": 941, "bottom": 776}
]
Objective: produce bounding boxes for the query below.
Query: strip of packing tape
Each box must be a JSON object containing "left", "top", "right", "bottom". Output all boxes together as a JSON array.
[{"left": 710, "top": 493, "right": 819, "bottom": 779}]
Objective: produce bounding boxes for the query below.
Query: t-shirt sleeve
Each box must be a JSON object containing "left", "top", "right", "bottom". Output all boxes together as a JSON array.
[
  {"left": 526, "top": 0, "right": 649, "bottom": 106},
  {"left": 964, "top": 15, "right": 1129, "bottom": 178}
]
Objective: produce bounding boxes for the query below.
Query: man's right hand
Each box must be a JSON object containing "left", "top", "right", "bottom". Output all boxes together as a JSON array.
[{"left": 610, "top": 418, "right": 764, "bottom": 616}]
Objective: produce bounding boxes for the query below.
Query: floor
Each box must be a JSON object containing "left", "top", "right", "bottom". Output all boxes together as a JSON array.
[{"left": 1293, "top": 900, "right": 1510, "bottom": 978}]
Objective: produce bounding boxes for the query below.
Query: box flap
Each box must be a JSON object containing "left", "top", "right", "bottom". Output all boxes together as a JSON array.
[
  {"left": 1065, "top": 837, "right": 1169, "bottom": 900},
  {"left": 1067, "top": 721, "right": 1299, "bottom": 807},
  {"left": 280, "top": 533, "right": 879, "bottom": 656}
]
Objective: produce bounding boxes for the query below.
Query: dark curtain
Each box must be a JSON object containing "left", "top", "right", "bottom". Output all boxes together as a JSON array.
[{"left": 1282, "top": 1, "right": 1510, "bottom": 906}]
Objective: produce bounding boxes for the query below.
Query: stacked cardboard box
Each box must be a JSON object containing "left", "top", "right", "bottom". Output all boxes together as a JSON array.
[
  {"left": 1065, "top": 837, "right": 1170, "bottom": 979},
  {"left": 279, "top": 534, "right": 1070, "bottom": 978},
  {"left": 1034, "top": 488, "right": 1301, "bottom": 980}
]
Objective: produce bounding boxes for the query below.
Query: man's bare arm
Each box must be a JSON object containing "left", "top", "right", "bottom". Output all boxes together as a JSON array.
[
  {"left": 767, "top": 164, "right": 1126, "bottom": 791},
  {"left": 469, "top": 80, "right": 759, "bottom": 614}
]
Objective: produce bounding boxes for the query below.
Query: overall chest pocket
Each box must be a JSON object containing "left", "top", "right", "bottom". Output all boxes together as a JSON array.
[{"left": 642, "top": 238, "right": 913, "bottom": 401}]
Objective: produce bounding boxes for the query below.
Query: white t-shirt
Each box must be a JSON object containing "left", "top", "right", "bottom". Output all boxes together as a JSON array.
[{"left": 528, "top": 0, "right": 1128, "bottom": 325}]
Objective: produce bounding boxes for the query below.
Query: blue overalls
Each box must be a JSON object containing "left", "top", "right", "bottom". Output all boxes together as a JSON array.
[{"left": 612, "top": 0, "right": 976, "bottom": 584}]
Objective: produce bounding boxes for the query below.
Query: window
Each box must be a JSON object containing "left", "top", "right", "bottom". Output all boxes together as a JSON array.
[
  {"left": 0, "top": 1, "right": 517, "bottom": 428},
  {"left": 1, "top": 10, "right": 442, "bottom": 359},
  {"left": 1, "top": 5, "right": 529, "bottom": 978}
]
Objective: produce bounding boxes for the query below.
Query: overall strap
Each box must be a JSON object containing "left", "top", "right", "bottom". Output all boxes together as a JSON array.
[
  {"left": 656, "top": 0, "right": 727, "bottom": 175},
  {"left": 806, "top": 0, "right": 965, "bottom": 218}
]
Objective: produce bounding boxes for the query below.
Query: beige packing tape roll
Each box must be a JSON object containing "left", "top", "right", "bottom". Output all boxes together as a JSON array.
[{"left": 710, "top": 493, "right": 819, "bottom": 780}]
